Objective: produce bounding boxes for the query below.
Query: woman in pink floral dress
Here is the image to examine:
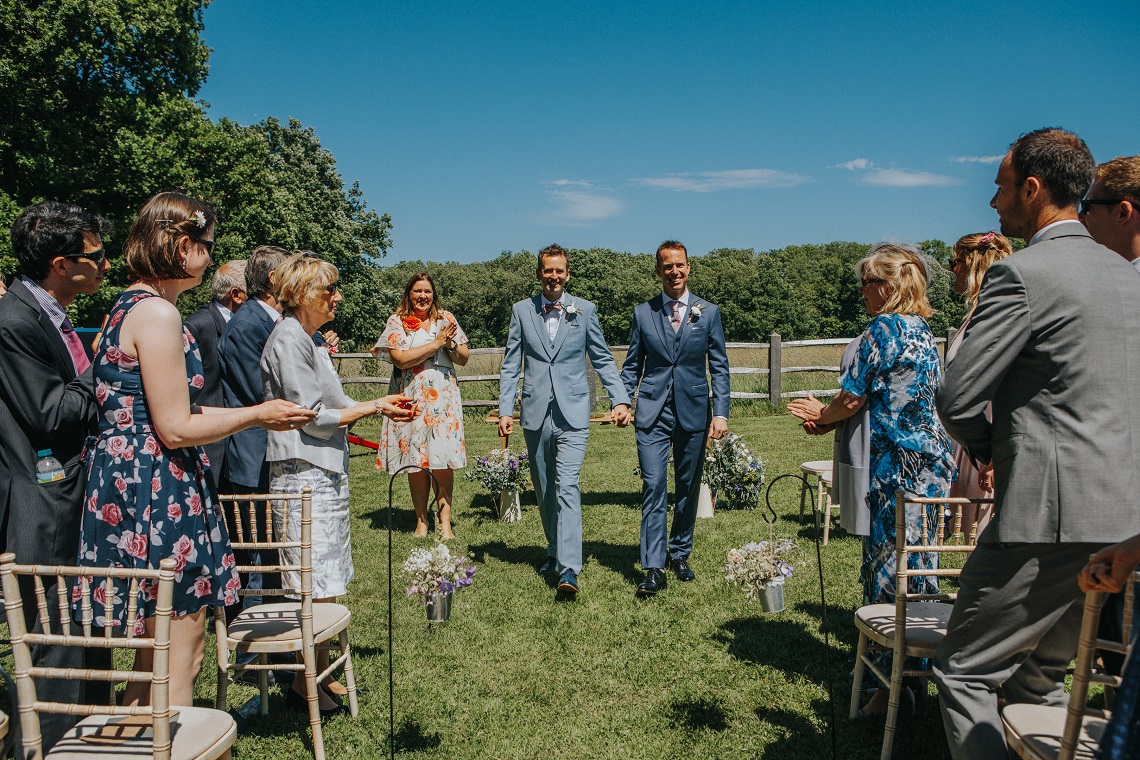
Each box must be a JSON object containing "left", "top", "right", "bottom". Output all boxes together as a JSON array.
[{"left": 373, "top": 273, "right": 469, "bottom": 538}]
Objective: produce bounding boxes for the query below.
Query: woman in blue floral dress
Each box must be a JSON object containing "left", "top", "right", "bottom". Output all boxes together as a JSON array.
[
  {"left": 790, "top": 244, "right": 955, "bottom": 716},
  {"left": 76, "top": 192, "right": 314, "bottom": 707}
]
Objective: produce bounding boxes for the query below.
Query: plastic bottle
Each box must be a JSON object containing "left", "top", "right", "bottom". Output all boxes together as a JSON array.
[
  {"left": 230, "top": 695, "right": 261, "bottom": 726},
  {"left": 35, "top": 450, "right": 65, "bottom": 484}
]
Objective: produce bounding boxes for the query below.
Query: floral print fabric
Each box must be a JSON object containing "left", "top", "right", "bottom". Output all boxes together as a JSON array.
[
  {"left": 374, "top": 311, "right": 467, "bottom": 472},
  {"left": 75, "top": 290, "right": 239, "bottom": 632},
  {"left": 269, "top": 459, "right": 353, "bottom": 598}
]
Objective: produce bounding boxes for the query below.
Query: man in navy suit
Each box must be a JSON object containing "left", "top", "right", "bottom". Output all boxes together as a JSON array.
[{"left": 621, "top": 241, "right": 730, "bottom": 597}]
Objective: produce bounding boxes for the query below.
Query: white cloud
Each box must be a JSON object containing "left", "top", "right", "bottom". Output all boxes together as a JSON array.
[
  {"left": 547, "top": 179, "right": 596, "bottom": 187},
  {"left": 633, "top": 168, "right": 810, "bottom": 192},
  {"left": 835, "top": 158, "right": 961, "bottom": 187},
  {"left": 537, "top": 183, "right": 625, "bottom": 225},
  {"left": 951, "top": 155, "right": 1003, "bottom": 164}
]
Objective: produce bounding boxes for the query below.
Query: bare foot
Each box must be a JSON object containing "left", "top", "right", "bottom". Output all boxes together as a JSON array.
[
  {"left": 413, "top": 521, "right": 429, "bottom": 538},
  {"left": 441, "top": 529, "right": 455, "bottom": 541}
]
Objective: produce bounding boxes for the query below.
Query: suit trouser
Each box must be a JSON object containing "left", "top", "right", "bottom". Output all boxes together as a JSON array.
[
  {"left": 524, "top": 406, "right": 588, "bottom": 574},
  {"left": 18, "top": 575, "right": 113, "bottom": 750},
  {"left": 933, "top": 541, "right": 1103, "bottom": 759},
  {"left": 635, "top": 397, "right": 707, "bottom": 569}
]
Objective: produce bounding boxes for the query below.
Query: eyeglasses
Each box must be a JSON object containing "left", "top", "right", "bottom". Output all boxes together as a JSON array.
[
  {"left": 946, "top": 257, "right": 968, "bottom": 271},
  {"left": 1079, "top": 197, "right": 1125, "bottom": 215},
  {"left": 325, "top": 281, "right": 339, "bottom": 294},
  {"left": 190, "top": 237, "right": 216, "bottom": 255},
  {"left": 861, "top": 277, "right": 886, "bottom": 288},
  {"left": 63, "top": 248, "right": 107, "bottom": 266}
]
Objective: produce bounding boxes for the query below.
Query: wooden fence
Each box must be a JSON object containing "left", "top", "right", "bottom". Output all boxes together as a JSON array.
[{"left": 332, "top": 331, "right": 953, "bottom": 410}]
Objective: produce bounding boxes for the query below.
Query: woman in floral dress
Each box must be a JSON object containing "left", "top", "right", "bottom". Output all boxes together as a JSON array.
[
  {"left": 373, "top": 273, "right": 469, "bottom": 538},
  {"left": 789, "top": 244, "right": 955, "bottom": 717},
  {"left": 76, "top": 192, "right": 314, "bottom": 706}
]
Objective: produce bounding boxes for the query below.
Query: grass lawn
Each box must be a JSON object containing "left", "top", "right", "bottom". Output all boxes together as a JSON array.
[{"left": 214, "top": 413, "right": 956, "bottom": 759}]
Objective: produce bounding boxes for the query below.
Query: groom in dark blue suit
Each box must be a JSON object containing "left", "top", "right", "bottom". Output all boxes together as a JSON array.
[{"left": 621, "top": 241, "right": 730, "bottom": 597}]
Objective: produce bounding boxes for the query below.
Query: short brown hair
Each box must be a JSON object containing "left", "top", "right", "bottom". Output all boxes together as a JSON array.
[
  {"left": 1096, "top": 156, "right": 1140, "bottom": 204},
  {"left": 655, "top": 240, "right": 688, "bottom": 266},
  {"left": 395, "top": 272, "right": 441, "bottom": 321},
  {"left": 952, "top": 232, "right": 1014, "bottom": 312},
  {"left": 124, "top": 192, "right": 216, "bottom": 281},
  {"left": 245, "top": 245, "right": 290, "bottom": 298},
  {"left": 272, "top": 252, "right": 338, "bottom": 310},
  {"left": 857, "top": 244, "right": 934, "bottom": 318},
  {"left": 1009, "top": 128, "right": 1096, "bottom": 210},
  {"left": 537, "top": 243, "right": 570, "bottom": 270}
]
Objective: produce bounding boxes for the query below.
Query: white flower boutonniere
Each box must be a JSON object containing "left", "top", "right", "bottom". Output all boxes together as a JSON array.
[
  {"left": 689, "top": 303, "right": 703, "bottom": 323},
  {"left": 193, "top": 210, "right": 207, "bottom": 229},
  {"left": 564, "top": 300, "right": 579, "bottom": 319}
]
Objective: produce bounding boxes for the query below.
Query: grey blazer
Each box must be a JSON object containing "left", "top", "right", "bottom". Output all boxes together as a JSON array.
[
  {"left": 261, "top": 315, "right": 356, "bottom": 474},
  {"left": 936, "top": 221, "right": 1140, "bottom": 544}
]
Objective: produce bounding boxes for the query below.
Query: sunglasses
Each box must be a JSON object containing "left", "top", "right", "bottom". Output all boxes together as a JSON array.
[
  {"left": 861, "top": 277, "right": 886, "bottom": 288},
  {"left": 325, "top": 281, "right": 339, "bottom": 294},
  {"left": 190, "top": 237, "right": 216, "bottom": 255},
  {"left": 63, "top": 247, "right": 107, "bottom": 266},
  {"left": 1079, "top": 197, "right": 1124, "bottom": 215}
]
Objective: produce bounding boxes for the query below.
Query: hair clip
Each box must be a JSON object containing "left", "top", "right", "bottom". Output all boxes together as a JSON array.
[{"left": 979, "top": 231, "right": 996, "bottom": 245}]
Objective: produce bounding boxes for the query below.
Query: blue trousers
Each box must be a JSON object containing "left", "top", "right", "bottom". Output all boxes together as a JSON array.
[
  {"left": 524, "top": 406, "right": 589, "bottom": 574},
  {"left": 636, "top": 398, "right": 707, "bottom": 569}
]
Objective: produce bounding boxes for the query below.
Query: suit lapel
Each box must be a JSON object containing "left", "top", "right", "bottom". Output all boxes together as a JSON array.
[
  {"left": 676, "top": 296, "right": 700, "bottom": 355},
  {"left": 550, "top": 297, "right": 573, "bottom": 358},
  {"left": 210, "top": 303, "right": 228, "bottom": 337},
  {"left": 655, "top": 295, "right": 678, "bottom": 361},
  {"left": 12, "top": 281, "right": 75, "bottom": 379},
  {"left": 527, "top": 296, "right": 554, "bottom": 360}
]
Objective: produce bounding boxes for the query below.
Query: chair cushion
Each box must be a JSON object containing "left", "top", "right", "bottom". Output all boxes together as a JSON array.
[
  {"left": 800, "top": 460, "right": 833, "bottom": 476},
  {"left": 1002, "top": 703, "right": 1106, "bottom": 760},
  {"left": 47, "top": 707, "right": 236, "bottom": 760},
  {"left": 227, "top": 601, "right": 352, "bottom": 647},
  {"left": 854, "top": 602, "right": 953, "bottom": 655}
]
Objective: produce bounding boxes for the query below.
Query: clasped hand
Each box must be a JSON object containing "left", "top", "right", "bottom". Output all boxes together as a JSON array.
[
  {"left": 375, "top": 394, "right": 418, "bottom": 422},
  {"left": 257, "top": 400, "right": 318, "bottom": 431}
]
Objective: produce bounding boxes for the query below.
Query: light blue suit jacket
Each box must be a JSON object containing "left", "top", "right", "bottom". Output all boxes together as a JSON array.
[
  {"left": 498, "top": 295, "right": 630, "bottom": 431},
  {"left": 621, "top": 293, "right": 730, "bottom": 433}
]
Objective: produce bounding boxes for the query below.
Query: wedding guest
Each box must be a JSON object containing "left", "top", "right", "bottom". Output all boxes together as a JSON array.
[
  {"left": 789, "top": 243, "right": 955, "bottom": 716},
  {"left": 1080, "top": 155, "right": 1140, "bottom": 270},
  {"left": 0, "top": 201, "right": 112, "bottom": 748},
  {"left": 261, "top": 251, "right": 414, "bottom": 714},
  {"left": 497, "top": 244, "right": 631, "bottom": 597},
  {"left": 184, "top": 259, "right": 247, "bottom": 478},
  {"left": 372, "top": 272, "right": 470, "bottom": 539},
  {"left": 75, "top": 192, "right": 315, "bottom": 707},
  {"left": 944, "top": 231, "right": 1013, "bottom": 534},
  {"left": 935, "top": 128, "right": 1140, "bottom": 760}
]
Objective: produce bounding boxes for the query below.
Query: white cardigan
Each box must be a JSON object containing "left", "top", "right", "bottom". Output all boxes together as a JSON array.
[{"left": 261, "top": 314, "right": 356, "bottom": 473}]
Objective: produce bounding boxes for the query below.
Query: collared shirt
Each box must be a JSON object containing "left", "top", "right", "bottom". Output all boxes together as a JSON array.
[
  {"left": 1028, "top": 219, "right": 1083, "bottom": 247},
  {"left": 256, "top": 298, "right": 283, "bottom": 324},
  {"left": 18, "top": 276, "right": 86, "bottom": 374},
  {"left": 213, "top": 300, "right": 234, "bottom": 324},
  {"left": 541, "top": 294, "right": 564, "bottom": 343},
  {"left": 663, "top": 289, "right": 691, "bottom": 326}
]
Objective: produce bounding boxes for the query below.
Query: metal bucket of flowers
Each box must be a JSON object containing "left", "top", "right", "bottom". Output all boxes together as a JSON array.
[
  {"left": 464, "top": 445, "right": 529, "bottom": 522},
  {"left": 725, "top": 538, "right": 796, "bottom": 613},
  {"left": 703, "top": 433, "right": 765, "bottom": 510},
  {"left": 404, "top": 543, "right": 476, "bottom": 623}
]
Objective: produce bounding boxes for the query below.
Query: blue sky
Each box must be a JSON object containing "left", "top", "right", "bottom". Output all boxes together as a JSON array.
[{"left": 199, "top": 0, "right": 1140, "bottom": 264}]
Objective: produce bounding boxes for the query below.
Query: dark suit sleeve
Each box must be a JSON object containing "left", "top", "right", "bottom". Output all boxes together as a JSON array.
[
  {"left": 707, "top": 305, "right": 730, "bottom": 419},
  {"left": 0, "top": 316, "right": 96, "bottom": 439},
  {"left": 498, "top": 305, "right": 523, "bottom": 419},
  {"left": 219, "top": 315, "right": 269, "bottom": 409},
  {"left": 936, "top": 261, "right": 1030, "bottom": 464},
  {"left": 620, "top": 309, "right": 645, "bottom": 401}
]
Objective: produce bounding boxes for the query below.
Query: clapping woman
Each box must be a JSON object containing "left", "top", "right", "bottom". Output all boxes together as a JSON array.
[
  {"left": 788, "top": 244, "right": 955, "bottom": 716},
  {"left": 261, "top": 252, "right": 415, "bottom": 713},
  {"left": 372, "top": 273, "right": 469, "bottom": 539},
  {"left": 76, "top": 192, "right": 316, "bottom": 707}
]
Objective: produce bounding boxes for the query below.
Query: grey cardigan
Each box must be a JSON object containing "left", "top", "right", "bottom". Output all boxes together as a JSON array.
[{"left": 261, "top": 314, "right": 356, "bottom": 473}]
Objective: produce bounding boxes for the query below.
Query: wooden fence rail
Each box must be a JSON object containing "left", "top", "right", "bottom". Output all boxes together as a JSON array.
[{"left": 333, "top": 331, "right": 951, "bottom": 409}]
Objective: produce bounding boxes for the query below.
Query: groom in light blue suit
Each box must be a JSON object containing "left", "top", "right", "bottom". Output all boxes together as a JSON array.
[
  {"left": 621, "top": 241, "right": 730, "bottom": 597},
  {"left": 498, "top": 244, "right": 631, "bottom": 597}
]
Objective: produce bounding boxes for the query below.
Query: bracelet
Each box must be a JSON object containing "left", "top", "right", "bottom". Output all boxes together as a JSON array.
[
  {"left": 444, "top": 340, "right": 457, "bottom": 353},
  {"left": 373, "top": 399, "right": 384, "bottom": 415}
]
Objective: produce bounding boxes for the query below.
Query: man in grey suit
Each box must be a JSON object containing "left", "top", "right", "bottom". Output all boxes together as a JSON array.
[
  {"left": 620, "top": 241, "right": 730, "bottom": 597},
  {"left": 934, "top": 128, "right": 1140, "bottom": 758},
  {"left": 498, "top": 244, "right": 631, "bottom": 597}
]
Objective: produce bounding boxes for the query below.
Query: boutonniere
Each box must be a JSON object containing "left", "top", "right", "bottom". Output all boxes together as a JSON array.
[
  {"left": 564, "top": 299, "right": 579, "bottom": 318},
  {"left": 688, "top": 303, "right": 703, "bottom": 323},
  {"left": 402, "top": 315, "right": 422, "bottom": 332}
]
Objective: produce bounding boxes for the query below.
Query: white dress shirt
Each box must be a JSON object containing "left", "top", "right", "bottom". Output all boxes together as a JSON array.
[{"left": 541, "top": 294, "right": 564, "bottom": 343}]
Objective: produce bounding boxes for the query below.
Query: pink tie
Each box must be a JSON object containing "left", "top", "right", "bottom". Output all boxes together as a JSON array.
[
  {"left": 670, "top": 300, "right": 683, "bottom": 333},
  {"left": 61, "top": 319, "right": 91, "bottom": 374}
]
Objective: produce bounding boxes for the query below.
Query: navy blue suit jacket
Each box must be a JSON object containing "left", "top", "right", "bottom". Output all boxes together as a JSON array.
[
  {"left": 620, "top": 293, "right": 730, "bottom": 433},
  {"left": 218, "top": 299, "right": 276, "bottom": 489}
]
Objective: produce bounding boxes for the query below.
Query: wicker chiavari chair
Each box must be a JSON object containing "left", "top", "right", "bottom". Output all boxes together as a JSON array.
[
  {"left": 849, "top": 493, "right": 992, "bottom": 760},
  {"left": 213, "top": 487, "right": 358, "bottom": 760},
  {"left": 0, "top": 553, "right": 236, "bottom": 759},
  {"left": 1001, "top": 572, "right": 1137, "bottom": 759}
]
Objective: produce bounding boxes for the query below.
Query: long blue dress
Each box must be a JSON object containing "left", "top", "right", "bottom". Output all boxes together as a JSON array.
[
  {"left": 75, "top": 290, "right": 240, "bottom": 633},
  {"left": 839, "top": 314, "right": 955, "bottom": 683}
]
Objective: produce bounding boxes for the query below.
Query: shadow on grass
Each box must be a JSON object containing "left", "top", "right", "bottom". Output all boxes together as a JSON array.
[
  {"left": 667, "top": 695, "right": 730, "bottom": 731},
  {"left": 583, "top": 539, "right": 642, "bottom": 586},
  {"left": 716, "top": 617, "right": 845, "bottom": 686},
  {"left": 361, "top": 505, "right": 419, "bottom": 533},
  {"left": 754, "top": 701, "right": 834, "bottom": 759},
  {"left": 389, "top": 717, "right": 442, "bottom": 752},
  {"left": 468, "top": 540, "right": 547, "bottom": 570}
]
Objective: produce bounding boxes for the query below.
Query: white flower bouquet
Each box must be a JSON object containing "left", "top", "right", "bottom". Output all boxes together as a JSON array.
[
  {"left": 703, "top": 433, "right": 764, "bottom": 510},
  {"left": 725, "top": 539, "right": 796, "bottom": 602},
  {"left": 404, "top": 543, "right": 476, "bottom": 600}
]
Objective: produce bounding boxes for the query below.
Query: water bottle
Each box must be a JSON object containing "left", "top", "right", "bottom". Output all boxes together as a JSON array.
[
  {"left": 35, "top": 449, "right": 65, "bottom": 484},
  {"left": 229, "top": 695, "right": 261, "bottom": 729}
]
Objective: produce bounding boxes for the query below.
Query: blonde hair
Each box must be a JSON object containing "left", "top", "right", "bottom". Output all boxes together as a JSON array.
[
  {"left": 952, "top": 232, "right": 1014, "bottom": 313},
  {"left": 272, "top": 252, "right": 338, "bottom": 310},
  {"left": 857, "top": 244, "right": 933, "bottom": 318},
  {"left": 124, "top": 192, "right": 215, "bottom": 281},
  {"left": 1097, "top": 156, "right": 1140, "bottom": 204}
]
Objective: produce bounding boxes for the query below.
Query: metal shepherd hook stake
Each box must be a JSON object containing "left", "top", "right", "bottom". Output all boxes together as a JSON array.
[{"left": 385, "top": 465, "right": 441, "bottom": 760}]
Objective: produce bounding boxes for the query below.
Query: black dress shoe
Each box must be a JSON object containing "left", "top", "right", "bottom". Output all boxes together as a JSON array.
[
  {"left": 636, "top": 568, "right": 668, "bottom": 597},
  {"left": 669, "top": 557, "right": 696, "bottom": 582}
]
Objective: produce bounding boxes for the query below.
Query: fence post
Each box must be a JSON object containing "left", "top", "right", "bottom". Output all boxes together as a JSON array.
[{"left": 768, "top": 333, "right": 782, "bottom": 408}]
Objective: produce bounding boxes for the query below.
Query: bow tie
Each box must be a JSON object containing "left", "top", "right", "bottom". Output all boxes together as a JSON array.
[{"left": 542, "top": 302, "right": 562, "bottom": 314}]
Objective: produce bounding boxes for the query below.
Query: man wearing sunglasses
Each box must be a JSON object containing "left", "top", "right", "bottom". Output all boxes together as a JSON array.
[
  {"left": 0, "top": 200, "right": 113, "bottom": 750},
  {"left": 1080, "top": 155, "right": 1140, "bottom": 272}
]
